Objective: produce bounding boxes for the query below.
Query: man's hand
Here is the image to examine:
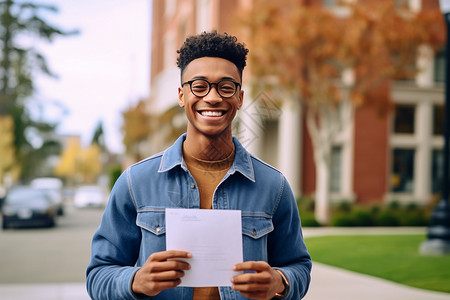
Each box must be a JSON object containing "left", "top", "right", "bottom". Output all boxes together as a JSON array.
[
  {"left": 231, "top": 261, "right": 285, "bottom": 300},
  {"left": 132, "top": 250, "right": 191, "bottom": 296}
]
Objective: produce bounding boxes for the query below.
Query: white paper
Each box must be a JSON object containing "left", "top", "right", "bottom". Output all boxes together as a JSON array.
[{"left": 165, "top": 208, "right": 243, "bottom": 287}]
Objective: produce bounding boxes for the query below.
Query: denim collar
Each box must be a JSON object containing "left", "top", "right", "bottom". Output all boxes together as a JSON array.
[{"left": 159, "top": 133, "right": 255, "bottom": 182}]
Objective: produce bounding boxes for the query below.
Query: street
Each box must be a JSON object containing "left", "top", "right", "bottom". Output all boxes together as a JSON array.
[{"left": 0, "top": 205, "right": 103, "bottom": 283}]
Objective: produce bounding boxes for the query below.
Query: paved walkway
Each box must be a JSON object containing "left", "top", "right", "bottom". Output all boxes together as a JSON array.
[{"left": 1, "top": 227, "right": 449, "bottom": 300}]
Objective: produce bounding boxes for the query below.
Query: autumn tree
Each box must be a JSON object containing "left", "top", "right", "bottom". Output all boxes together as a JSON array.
[
  {"left": 54, "top": 137, "right": 81, "bottom": 183},
  {"left": 79, "top": 144, "right": 102, "bottom": 184},
  {"left": 0, "top": 115, "right": 19, "bottom": 185},
  {"left": 54, "top": 137, "right": 102, "bottom": 185},
  {"left": 121, "top": 99, "right": 151, "bottom": 162},
  {"left": 241, "top": 0, "right": 445, "bottom": 224}
]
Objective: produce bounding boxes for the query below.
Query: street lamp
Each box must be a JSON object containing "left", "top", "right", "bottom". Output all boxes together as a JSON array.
[{"left": 420, "top": 0, "right": 450, "bottom": 255}]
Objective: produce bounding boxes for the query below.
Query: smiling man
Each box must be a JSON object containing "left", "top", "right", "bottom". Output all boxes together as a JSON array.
[{"left": 86, "top": 31, "right": 311, "bottom": 300}]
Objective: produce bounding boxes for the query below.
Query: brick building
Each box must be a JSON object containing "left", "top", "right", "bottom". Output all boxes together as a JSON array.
[{"left": 145, "top": 0, "right": 445, "bottom": 206}]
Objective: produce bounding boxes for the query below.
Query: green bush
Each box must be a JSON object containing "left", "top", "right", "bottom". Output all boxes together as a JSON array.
[
  {"left": 328, "top": 201, "right": 430, "bottom": 227},
  {"left": 108, "top": 164, "right": 122, "bottom": 190},
  {"left": 299, "top": 198, "right": 430, "bottom": 227},
  {"left": 353, "top": 210, "right": 375, "bottom": 226},
  {"left": 330, "top": 215, "right": 357, "bottom": 227},
  {"left": 301, "top": 217, "right": 321, "bottom": 227},
  {"left": 376, "top": 211, "right": 401, "bottom": 226},
  {"left": 398, "top": 211, "right": 429, "bottom": 226},
  {"left": 300, "top": 212, "right": 321, "bottom": 227}
]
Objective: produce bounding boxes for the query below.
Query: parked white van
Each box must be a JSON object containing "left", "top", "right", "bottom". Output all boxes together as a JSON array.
[{"left": 30, "top": 177, "right": 64, "bottom": 215}]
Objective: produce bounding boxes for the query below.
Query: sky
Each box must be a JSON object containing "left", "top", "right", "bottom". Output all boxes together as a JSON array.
[{"left": 31, "top": 0, "right": 151, "bottom": 153}]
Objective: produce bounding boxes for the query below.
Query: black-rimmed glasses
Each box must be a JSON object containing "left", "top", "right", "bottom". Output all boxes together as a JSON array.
[{"left": 181, "top": 79, "right": 241, "bottom": 98}]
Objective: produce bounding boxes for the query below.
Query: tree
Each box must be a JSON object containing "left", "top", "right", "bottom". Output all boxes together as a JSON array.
[
  {"left": 54, "top": 137, "right": 102, "bottom": 185},
  {"left": 91, "top": 120, "right": 106, "bottom": 151},
  {"left": 54, "top": 137, "right": 81, "bottom": 183},
  {"left": 121, "top": 99, "right": 152, "bottom": 162},
  {"left": 241, "top": 0, "right": 445, "bottom": 224},
  {"left": 0, "top": 0, "right": 77, "bottom": 181},
  {"left": 0, "top": 115, "right": 19, "bottom": 185},
  {"left": 79, "top": 144, "right": 102, "bottom": 184}
]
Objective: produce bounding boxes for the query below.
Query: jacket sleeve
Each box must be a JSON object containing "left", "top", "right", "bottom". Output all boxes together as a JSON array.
[
  {"left": 268, "top": 175, "right": 312, "bottom": 299},
  {"left": 86, "top": 169, "right": 145, "bottom": 300}
]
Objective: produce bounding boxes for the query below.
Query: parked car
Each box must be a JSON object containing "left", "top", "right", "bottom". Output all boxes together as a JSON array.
[
  {"left": 2, "top": 186, "right": 58, "bottom": 229},
  {"left": 74, "top": 185, "right": 107, "bottom": 208},
  {"left": 30, "top": 177, "right": 64, "bottom": 215}
]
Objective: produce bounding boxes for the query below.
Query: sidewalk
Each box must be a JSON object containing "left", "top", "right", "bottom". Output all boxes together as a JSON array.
[
  {"left": 304, "top": 262, "right": 450, "bottom": 300},
  {"left": 0, "top": 283, "right": 90, "bottom": 300},
  {"left": 1, "top": 227, "right": 449, "bottom": 300}
]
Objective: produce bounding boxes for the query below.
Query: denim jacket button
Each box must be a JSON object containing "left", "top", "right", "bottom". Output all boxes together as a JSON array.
[
  {"left": 253, "top": 229, "right": 257, "bottom": 236},
  {"left": 190, "top": 184, "right": 196, "bottom": 189},
  {"left": 156, "top": 226, "right": 161, "bottom": 233}
]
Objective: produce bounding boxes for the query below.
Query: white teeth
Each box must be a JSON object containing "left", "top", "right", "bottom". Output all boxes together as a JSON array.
[{"left": 201, "top": 111, "right": 223, "bottom": 117}]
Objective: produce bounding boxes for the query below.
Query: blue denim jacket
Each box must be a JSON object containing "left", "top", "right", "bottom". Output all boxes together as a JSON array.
[{"left": 86, "top": 134, "right": 311, "bottom": 300}]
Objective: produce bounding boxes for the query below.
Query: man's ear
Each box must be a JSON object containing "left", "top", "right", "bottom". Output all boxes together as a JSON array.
[
  {"left": 178, "top": 87, "right": 185, "bottom": 107},
  {"left": 238, "top": 89, "right": 244, "bottom": 110}
]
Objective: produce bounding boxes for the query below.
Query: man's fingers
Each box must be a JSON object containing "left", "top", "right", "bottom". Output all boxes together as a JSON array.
[
  {"left": 233, "top": 261, "right": 270, "bottom": 272},
  {"left": 145, "top": 260, "right": 191, "bottom": 273},
  {"left": 232, "top": 272, "right": 271, "bottom": 284},
  {"left": 148, "top": 250, "right": 192, "bottom": 262},
  {"left": 147, "top": 270, "right": 186, "bottom": 282}
]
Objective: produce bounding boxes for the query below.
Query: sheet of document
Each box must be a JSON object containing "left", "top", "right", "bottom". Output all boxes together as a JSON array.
[{"left": 165, "top": 208, "right": 243, "bottom": 287}]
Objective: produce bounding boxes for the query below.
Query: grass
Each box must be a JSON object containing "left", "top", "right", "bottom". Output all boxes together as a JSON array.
[{"left": 304, "top": 235, "right": 450, "bottom": 293}]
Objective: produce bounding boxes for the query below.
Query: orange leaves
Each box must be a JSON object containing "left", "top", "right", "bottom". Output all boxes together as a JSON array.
[
  {"left": 240, "top": 0, "right": 446, "bottom": 109},
  {"left": 121, "top": 99, "right": 151, "bottom": 150}
]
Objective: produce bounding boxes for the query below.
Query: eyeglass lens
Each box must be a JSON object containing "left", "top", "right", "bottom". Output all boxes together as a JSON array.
[{"left": 190, "top": 79, "right": 237, "bottom": 98}]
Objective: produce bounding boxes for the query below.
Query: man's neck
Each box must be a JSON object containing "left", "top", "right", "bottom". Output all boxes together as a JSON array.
[{"left": 184, "top": 132, "right": 234, "bottom": 161}]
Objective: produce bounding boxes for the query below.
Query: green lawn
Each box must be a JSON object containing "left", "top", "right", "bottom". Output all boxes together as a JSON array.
[{"left": 304, "top": 235, "right": 450, "bottom": 293}]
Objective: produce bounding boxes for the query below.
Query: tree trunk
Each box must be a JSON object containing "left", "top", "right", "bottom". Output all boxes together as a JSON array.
[
  {"left": 306, "top": 105, "right": 334, "bottom": 225},
  {"left": 314, "top": 152, "right": 331, "bottom": 224}
]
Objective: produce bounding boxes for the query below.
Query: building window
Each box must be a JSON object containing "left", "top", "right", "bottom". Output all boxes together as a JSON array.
[
  {"left": 431, "top": 149, "right": 443, "bottom": 194},
  {"left": 434, "top": 50, "right": 445, "bottom": 83},
  {"left": 391, "top": 149, "right": 415, "bottom": 193},
  {"left": 393, "top": 104, "right": 415, "bottom": 134},
  {"left": 433, "top": 105, "right": 445, "bottom": 136},
  {"left": 330, "top": 146, "right": 342, "bottom": 192}
]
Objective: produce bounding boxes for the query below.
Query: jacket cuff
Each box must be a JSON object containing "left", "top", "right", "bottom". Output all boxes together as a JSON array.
[{"left": 117, "top": 267, "right": 147, "bottom": 300}]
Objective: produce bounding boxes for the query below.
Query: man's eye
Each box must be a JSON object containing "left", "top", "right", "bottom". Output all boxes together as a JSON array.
[
  {"left": 219, "top": 83, "right": 234, "bottom": 90},
  {"left": 220, "top": 86, "right": 234, "bottom": 91},
  {"left": 192, "top": 84, "right": 208, "bottom": 91}
]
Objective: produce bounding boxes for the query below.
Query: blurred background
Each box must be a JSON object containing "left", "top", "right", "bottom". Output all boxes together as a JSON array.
[{"left": 1, "top": 0, "right": 450, "bottom": 299}]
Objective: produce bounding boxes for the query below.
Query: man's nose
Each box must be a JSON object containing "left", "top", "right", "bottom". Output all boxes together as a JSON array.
[{"left": 203, "top": 85, "right": 223, "bottom": 104}]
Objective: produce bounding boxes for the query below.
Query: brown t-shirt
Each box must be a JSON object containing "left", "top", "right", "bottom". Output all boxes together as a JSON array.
[{"left": 183, "top": 142, "right": 235, "bottom": 299}]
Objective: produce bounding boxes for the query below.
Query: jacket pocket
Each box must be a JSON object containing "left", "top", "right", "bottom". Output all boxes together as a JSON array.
[
  {"left": 136, "top": 210, "right": 166, "bottom": 235},
  {"left": 242, "top": 216, "right": 274, "bottom": 239}
]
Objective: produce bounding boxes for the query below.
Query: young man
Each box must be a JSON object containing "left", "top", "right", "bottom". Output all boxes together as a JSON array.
[{"left": 86, "top": 31, "right": 311, "bottom": 300}]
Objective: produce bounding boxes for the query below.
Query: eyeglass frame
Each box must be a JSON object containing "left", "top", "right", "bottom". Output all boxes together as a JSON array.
[{"left": 181, "top": 78, "right": 242, "bottom": 98}]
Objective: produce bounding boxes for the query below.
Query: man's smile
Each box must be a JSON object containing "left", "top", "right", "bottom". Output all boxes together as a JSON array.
[{"left": 198, "top": 110, "right": 227, "bottom": 117}]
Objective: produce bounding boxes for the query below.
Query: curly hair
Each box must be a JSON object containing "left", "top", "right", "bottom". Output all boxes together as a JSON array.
[{"left": 176, "top": 31, "right": 249, "bottom": 79}]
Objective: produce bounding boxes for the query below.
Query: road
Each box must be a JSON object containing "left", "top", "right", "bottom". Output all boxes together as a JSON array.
[{"left": 0, "top": 205, "right": 103, "bottom": 283}]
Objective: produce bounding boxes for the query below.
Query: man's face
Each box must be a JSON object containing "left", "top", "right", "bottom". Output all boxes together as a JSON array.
[{"left": 178, "top": 57, "right": 244, "bottom": 139}]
